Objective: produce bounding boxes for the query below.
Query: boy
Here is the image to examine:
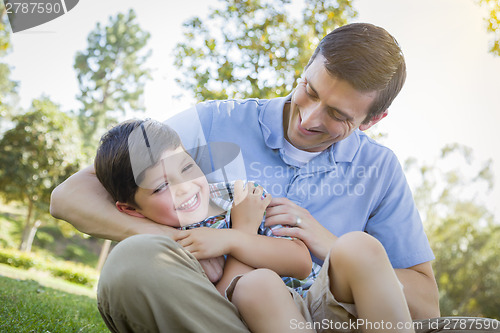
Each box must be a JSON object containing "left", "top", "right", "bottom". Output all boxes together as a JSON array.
[{"left": 94, "top": 118, "right": 316, "bottom": 332}]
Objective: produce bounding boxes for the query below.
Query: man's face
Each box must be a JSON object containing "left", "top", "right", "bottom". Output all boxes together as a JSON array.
[
  {"left": 285, "top": 54, "right": 384, "bottom": 152},
  {"left": 133, "top": 147, "right": 211, "bottom": 227}
]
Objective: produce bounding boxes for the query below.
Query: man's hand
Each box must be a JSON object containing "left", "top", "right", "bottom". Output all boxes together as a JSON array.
[
  {"left": 264, "top": 197, "right": 337, "bottom": 261},
  {"left": 174, "top": 228, "right": 233, "bottom": 259},
  {"left": 198, "top": 256, "right": 225, "bottom": 283},
  {"left": 231, "top": 180, "right": 272, "bottom": 234}
]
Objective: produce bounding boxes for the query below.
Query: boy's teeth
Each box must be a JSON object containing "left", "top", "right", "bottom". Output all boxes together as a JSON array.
[{"left": 177, "top": 194, "right": 198, "bottom": 210}]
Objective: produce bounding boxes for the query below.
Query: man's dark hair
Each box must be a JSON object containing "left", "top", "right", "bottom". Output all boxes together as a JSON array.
[
  {"left": 94, "top": 119, "right": 182, "bottom": 207},
  {"left": 306, "top": 23, "right": 407, "bottom": 123}
]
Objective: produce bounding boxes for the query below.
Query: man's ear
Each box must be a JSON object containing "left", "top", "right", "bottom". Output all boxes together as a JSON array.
[
  {"left": 116, "top": 201, "right": 145, "bottom": 218},
  {"left": 359, "top": 110, "right": 388, "bottom": 131}
]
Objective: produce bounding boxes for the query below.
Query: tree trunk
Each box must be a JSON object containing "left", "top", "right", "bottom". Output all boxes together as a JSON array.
[
  {"left": 96, "top": 239, "right": 112, "bottom": 272},
  {"left": 19, "top": 200, "right": 34, "bottom": 252},
  {"left": 24, "top": 220, "right": 42, "bottom": 253}
]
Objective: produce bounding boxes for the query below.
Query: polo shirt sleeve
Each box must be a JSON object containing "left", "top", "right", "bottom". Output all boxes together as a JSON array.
[
  {"left": 164, "top": 102, "right": 215, "bottom": 151},
  {"left": 364, "top": 153, "right": 435, "bottom": 269}
]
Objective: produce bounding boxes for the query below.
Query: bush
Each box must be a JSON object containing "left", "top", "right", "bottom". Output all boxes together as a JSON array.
[
  {"left": 47, "top": 263, "right": 98, "bottom": 288},
  {"left": 0, "top": 248, "right": 35, "bottom": 269},
  {"left": 0, "top": 247, "right": 98, "bottom": 288}
]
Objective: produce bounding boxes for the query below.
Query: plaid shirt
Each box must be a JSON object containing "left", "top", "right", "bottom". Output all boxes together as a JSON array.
[{"left": 179, "top": 181, "right": 322, "bottom": 297}]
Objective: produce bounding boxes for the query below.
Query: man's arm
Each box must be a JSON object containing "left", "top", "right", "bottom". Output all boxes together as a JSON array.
[
  {"left": 50, "top": 166, "right": 175, "bottom": 241},
  {"left": 396, "top": 261, "right": 440, "bottom": 320}
]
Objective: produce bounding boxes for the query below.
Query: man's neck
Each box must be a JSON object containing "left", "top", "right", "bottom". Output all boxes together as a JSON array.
[{"left": 282, "top": 100, "right": 291, "bottom": 142}]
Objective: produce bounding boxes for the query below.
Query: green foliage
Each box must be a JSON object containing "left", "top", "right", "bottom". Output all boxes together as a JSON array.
[
  {"left": 0, "top": 247, "right": 98, "bottom": 287},
  {"left": 0, "top": 97, "right": 81, "bottom": 205},
  {"left": 405, "top": 143, "right": 500, "bottom": 319},
  {"left": 74, "top": 8, "right": 152, "bottom": 153},
  {"left": 0, "top": 2, "right": 11, "bottom": 55},
  {"left": 0, "top": 97, "right": 81, "bottom": 250},
  {"left": 47, "top": 263, "right": 98, "bottom": 288},
  {"left": 0, "top": 248, "right": 35, "bottom": 269},
  {"left": 0, "top": 276, "right": 107, "bottom": 332},
  {"left": 478, "top": 0, "right": 500, "bottom": 56},
  {"left": 0, "top": 3, "right": 19, "bottom": 133},
  {"left": 173, "top": 0, "right": 356, "bottom": 101},
  {"left": 0, "top": 211, "right": 21, "bottom": 248}
]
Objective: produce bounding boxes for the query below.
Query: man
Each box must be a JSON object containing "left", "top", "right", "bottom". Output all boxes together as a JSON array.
[{"left": 52, "top": 23, "right": 442, "bottom": 332}]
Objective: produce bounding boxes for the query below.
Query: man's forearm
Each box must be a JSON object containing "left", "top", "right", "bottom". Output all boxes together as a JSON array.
[
  {"left": 395, "top": 262, "right": 440, "bottom": 320},
  {"left": 50, "top": 165, "right": 175, "bottom": 241}
]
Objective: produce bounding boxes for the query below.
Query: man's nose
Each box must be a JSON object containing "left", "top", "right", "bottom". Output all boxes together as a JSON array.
[{"left": 300, "top": 104, "right": 322, "bottom": 129}]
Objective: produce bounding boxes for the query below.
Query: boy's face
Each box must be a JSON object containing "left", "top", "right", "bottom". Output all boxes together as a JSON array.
[
  {"left": 285, "top": 54, "right": 385, "bottom": 152},
  {"left": 133, "top": 147, "right": 211, "bottom": 227}
]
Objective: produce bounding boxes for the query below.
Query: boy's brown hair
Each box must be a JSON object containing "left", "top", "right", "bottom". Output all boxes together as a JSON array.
[{"left": 94, "top": 119, "right": 181, "bottom": 207}]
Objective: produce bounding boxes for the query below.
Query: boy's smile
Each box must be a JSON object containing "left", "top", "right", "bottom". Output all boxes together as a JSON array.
[
  {"left": 131, "top": 148, "right": 214, "bottom": 227},
  {"left": 176, "top": 193, "right": 201, "bottom": 212}
]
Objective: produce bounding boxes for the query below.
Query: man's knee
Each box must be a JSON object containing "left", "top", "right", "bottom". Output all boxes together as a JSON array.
[{"left": 98, "top": 234, "right": 196, "bottom": 302}]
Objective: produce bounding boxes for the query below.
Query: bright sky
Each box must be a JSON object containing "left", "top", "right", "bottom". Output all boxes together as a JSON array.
[{"left": 4, "top": 0, "right": 500, "bottom": 218}]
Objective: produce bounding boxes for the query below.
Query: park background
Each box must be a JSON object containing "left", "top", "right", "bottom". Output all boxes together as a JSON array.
[{"left": 0, "top": 0, "right": 499, "bottom": 331}]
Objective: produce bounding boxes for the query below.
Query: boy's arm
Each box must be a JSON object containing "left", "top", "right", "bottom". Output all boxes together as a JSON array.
[
  {"left": 175, "top": 181, "right": 312, "bottom": 279},
  {"left": 215, "top": 256, "right": 253, "bottom": 296},
  {"left": 175, "top": 228, "right": 312, "bottom": 279},
  {"left": 50, "top": 165, "right": 176, "bottom": 241}
]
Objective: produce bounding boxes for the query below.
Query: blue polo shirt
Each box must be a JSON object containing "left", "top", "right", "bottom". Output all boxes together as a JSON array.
[{"left": 166, "top": 97, "right": 434, "bottom": 268}]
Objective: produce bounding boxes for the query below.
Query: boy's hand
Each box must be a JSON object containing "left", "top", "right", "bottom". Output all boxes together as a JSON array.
[
  {"left": 174, "top": 228, "right": 233, "bottom": 259},
  {"left": 231, "top": 180, "right": 272, "bottom": 234}
]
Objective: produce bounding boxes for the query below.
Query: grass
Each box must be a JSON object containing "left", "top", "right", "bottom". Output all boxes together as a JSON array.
[
  {"left": 0, "top": 264, "right": 108, "bottom": 332},
  {"left": 0, "top": 201, "right": 109, "bottom": 331}
]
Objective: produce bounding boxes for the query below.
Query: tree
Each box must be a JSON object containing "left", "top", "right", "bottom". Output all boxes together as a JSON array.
[
  {"left": 0, "top": 3, "right": 19, "bottom": 134},
  {"left": 0, "top": 97, "right": 81, "bottom": 252},
  {"left": 74, "top": 9, "right": 152, "bottom": 154},
  {"left": 405, "top": 144, "right": 500, "bottom": 319},
  {"left": 478, "top": 0, "right": 500, "bottom": 56},
  {"left": 173, "top": 0, "right": 357, "bottom": 101}
]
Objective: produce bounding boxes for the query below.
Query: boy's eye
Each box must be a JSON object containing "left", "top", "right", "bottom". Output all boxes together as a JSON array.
[
  {"left": 182, "top": 163, "right": 194, "bottom": 173},
  {"left": 153, "top": 181, "right": 169, "bottom": 194}
]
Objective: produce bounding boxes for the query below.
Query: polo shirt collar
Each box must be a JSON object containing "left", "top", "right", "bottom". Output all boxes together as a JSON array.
[
  {"left": 259, "top": 95, "right": 290, "bottom": 150},
  {"left": 331, "top": 130, "right": 361, "bottom": 163},
  {"left": 259, "top": 95, "right": 361, "bottom": 164}
]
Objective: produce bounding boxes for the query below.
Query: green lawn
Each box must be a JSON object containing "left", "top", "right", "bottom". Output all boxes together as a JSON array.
[{"left": 0, "top": 265, "right": 108, "bottom": 332}]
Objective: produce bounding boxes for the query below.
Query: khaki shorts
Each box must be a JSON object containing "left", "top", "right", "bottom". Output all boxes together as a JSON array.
[{"left": 226, "top": 253, "right": 359, "bottom": 333}]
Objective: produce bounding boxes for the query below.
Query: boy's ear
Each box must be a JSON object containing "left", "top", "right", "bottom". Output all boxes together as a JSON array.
[
  {"left": 359, "top": 110, "right": 388, "bottom": 131},
  {"left": 116, "top": 201, "right": 145, "bottom": 218}
]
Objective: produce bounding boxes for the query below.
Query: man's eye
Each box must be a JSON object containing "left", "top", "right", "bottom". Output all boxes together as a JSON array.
[
  {"left": 330, "top": 111, "right": 347, "bottom": 122},
  {"left": 153, "top": 182, "right": 168, "bottom": 194},
  {"left": 305, "top": 85, "right": 317, "bottom": 99}
]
